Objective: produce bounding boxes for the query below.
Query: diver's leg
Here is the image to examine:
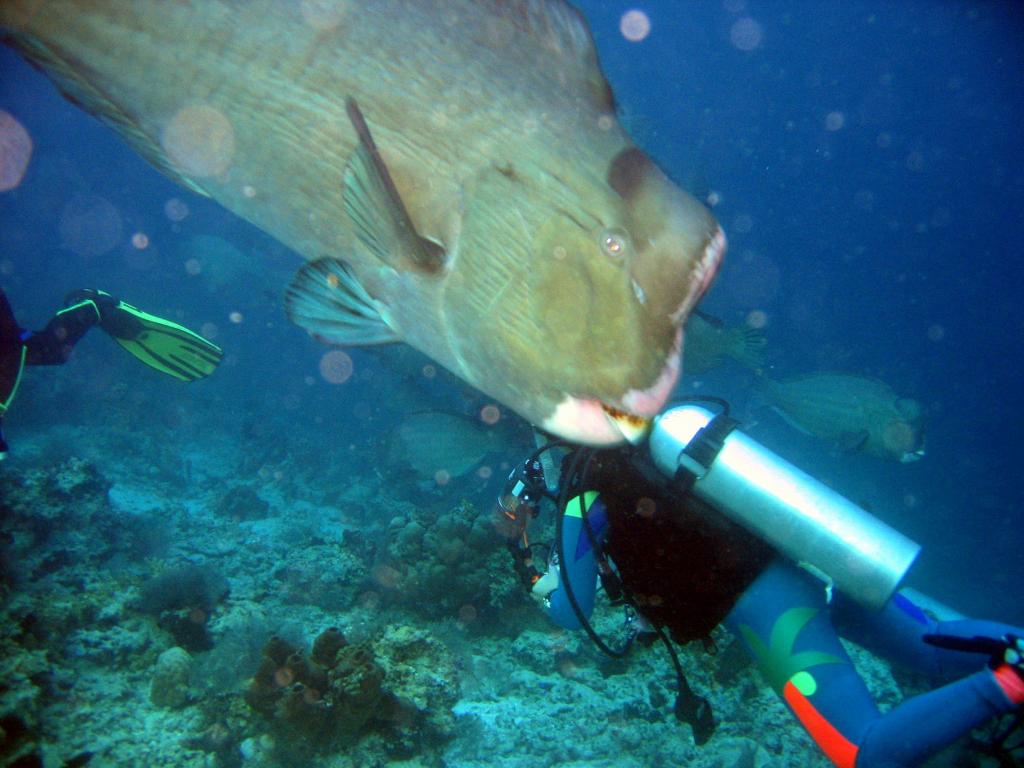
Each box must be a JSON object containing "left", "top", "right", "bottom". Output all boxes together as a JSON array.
[
  {"left": 853, "top": 670, "right": 1020, "bottom": 767},
  {"left": 726, "top": 560, "right": 1022, "bottom": 767},
  {"left": 23, "top": 296, "right": 102, "bottom": 366},
  {"left": 725, "top": 560, "right": 879, "bottom": 767}
]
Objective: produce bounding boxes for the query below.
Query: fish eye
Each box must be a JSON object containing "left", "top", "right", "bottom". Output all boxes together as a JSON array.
[{"left": 599, "top": 227, "right": 631, "bottom": 261}]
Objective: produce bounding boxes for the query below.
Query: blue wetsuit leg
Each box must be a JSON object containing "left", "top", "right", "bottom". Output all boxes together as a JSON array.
[{"left": 725, "top": 560, "right": 1020, "bottom": 768}]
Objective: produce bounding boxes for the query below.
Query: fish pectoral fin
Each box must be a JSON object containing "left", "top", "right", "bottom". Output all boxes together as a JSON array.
[
  {"left": 284, "top": 258, "right": 399, "bottom": 346},
  {"left": 342, "top": 98, "right": 447, "bottom": 275},
  {"left": 837, "top": 430, "right": 870, "bottom": 453}
]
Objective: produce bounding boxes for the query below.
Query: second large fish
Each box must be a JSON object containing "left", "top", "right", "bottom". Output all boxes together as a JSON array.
[{"left": 1, "top": 0, "right": 724, "bottom": 444}]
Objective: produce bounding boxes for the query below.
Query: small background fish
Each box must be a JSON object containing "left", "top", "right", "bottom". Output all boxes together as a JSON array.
[
  {"left": 762, "top": 373, "right": 925, "bottom": 462},
  {"left": 682, "top": 310, "right": 766, "bottom": 375}
]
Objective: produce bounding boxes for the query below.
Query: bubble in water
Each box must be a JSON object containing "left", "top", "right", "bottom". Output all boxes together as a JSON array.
[
  {"left": 746, "top": 309, "right": 768, "bottom": 329},
  {"left": 730, "top": 17, "right": 763, "bottom": 51},
  {"left": 185, "top": 258, "right": 202, "bottom": 276},
  {"left": 905, "top": 151, "right": 925, "bottom": 172},
  {"left": 371, "top": 563, "right": 400, "bottom": 589},
  {"left": 824, "top": 111, "right": 846, "bottom": 131},
  {"left": 480, "top": 404, "right": 501, "bottom": 425},
  {"left": 477, "top": 465, "right": 493, "bottom": 480},
  {"left": 620, "top": 10, "right": 651, "bottom": 42},
  {"left": 200, "top": 322, "right": 219, "bottom": 340},
  {"left": 635, "top": 497, "right": 656, "bottom": 519},
  {"left": 59, "top": 195, "right": 123, "bottom": 257},
  {"left": 319, "top": 349, "right": 354, "bottom": 384},
  {"left": 434, "top": 469, "right": 451, "bottom": 486},
  {"left": 732, "top": 213, "right": 754, "bottom": 233},
  {"left": 0, "top": 111, "right": 33, "bottom": 192},
  {"left": 164, "top": 197, "right": 190, "bottom": 221},
  {"left": 422, "top": 364, "right": 437, "bottom": 379},
  {"left": 161, "top": 103, "right": 235, "bottom": 178},
  {"left": 131, "top": 232, "right": 150, "bottom": 249},
  {"left": 229, "top": 311, "right": 244, "bottom": 324}
]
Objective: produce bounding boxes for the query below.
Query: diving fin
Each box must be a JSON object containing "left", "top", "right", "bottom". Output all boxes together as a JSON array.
[{"left": 67, "top": 290, "right": 222, "bottom": 382}]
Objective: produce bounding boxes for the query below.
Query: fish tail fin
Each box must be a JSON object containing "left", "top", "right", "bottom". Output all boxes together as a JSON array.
[{"left": 726, "top": 325, "right": 767, "bottom": 372}]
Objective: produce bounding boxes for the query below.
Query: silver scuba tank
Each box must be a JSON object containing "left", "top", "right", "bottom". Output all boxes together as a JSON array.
[{"left": 648, "top": 404, "right": 920, "bottom": 610}]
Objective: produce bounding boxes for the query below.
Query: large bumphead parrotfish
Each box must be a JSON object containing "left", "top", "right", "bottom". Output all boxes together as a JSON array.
[{"left": 0, "top": 0, "right": 724, "bottom": 444}]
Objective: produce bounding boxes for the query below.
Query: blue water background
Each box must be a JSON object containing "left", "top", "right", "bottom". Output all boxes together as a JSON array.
[{"left": 1, "top": 1, "right": 1022, "bottom": 624}]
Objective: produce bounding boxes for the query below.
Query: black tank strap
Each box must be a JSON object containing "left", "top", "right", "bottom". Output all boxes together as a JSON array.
[{"left": 673, "top": 414, "right": 739, "bottom": 494}]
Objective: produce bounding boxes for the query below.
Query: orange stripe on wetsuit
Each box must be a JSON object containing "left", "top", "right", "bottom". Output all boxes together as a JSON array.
[{"left": 782, "top": 679, "right": 859, "bottom": 768}]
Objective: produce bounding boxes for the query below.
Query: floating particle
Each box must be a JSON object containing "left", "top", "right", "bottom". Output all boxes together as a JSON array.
[
  {"left": 0, "top": 111, "right": 32, "bottom": 192},
  {"left": 620, "top": 10, "right": 651, "bottom": 42},
  {"left": 730, "top": 16, "right": 763, "bottom": 51},
  {"left": 161, "top": 103, "right": 235, "bottom": 178},
  {"left": 824, "top": 111, "right": 846, "bottom": 131},
  {"left": 746, "top": 310, "right": 768, "bottom": 329},
  {"left": 59, "top": 195, "right": 123, "bottom": 257},
  {"left": 480, "top": 404, "right": 501, "bottom": 425},
  {"left": 319, "top": 349, "right": 354, "bottom": 384},
  {"left": 164, "top": 197, "right": 190, "bottom": 221}
]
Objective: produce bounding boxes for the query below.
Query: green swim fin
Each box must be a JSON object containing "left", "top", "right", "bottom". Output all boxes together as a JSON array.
[{"left": 66, "top": 290, "right": 223, "bottom": 381}]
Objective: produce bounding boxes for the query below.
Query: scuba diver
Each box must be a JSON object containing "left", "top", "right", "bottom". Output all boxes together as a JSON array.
[
  {"left": 499, "top": 404, "right": 1024, "bottom": 767},
  {"left": 0, "top": 287, "right": 223, "bottom": 458}
]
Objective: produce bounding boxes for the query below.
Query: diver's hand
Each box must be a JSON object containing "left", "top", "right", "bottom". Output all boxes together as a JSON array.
[
  {"left": 993, "top": 634, "right": 1024, "bottom": 706},
  {"left": 923, "top": 632, "right": 1024, "bottom": 705}
]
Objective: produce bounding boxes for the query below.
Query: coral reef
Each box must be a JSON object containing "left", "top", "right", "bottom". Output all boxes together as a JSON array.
[
  {"left": 368, "top": 498, "right": 525, "bottom": 622},
  {"left": 243, "top": 623, "right": 460, "bottom": 763},
  {"left": 214, "top": 486, "right": 271, "bottom": 521},
  {"left": 150, "top": 647, "right": 194, "bottom": 709},
  {"left": 137, "top": 565, "right": 229, "bottom": 652}
]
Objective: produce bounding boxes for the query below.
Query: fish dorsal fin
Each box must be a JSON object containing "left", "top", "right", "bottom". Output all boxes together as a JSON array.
[
  {"left": 342, "top": 98, "right": 447, "bottom": 274},
  {"left": 3, "top": 34, "right": 211, "bottom": 199},
  {"left": 484, "top": 0, "right": 594, "bottom": 60},
  {"left": 284, "top": 258, "right": 399, "bottom": 346},
  {"left": 480, "top": 0, "right": 614, "bottom": 110}
]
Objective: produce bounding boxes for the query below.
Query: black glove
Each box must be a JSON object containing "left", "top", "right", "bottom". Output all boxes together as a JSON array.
[{"left": 924, "top": 632, "right": 1024, "bottom": 680}]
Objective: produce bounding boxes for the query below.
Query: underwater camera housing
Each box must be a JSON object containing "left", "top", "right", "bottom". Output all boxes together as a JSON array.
[{"left": 648, "top": 404, "right": 921, "bottom": 610}]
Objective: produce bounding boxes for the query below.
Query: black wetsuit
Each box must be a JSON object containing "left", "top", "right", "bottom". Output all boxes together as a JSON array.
[
  {"left": 0, "top": 289, "right": 101, "bottom": 453},
  {"left": 565, "top": 448, "right": 775, "bottom": 643}
]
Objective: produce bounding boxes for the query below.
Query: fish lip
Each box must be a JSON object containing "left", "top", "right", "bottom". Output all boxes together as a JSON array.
[
  {"left": 599, "top": 403, "right": 652, "bottom": 444},
  {"left": 671, "top": 226, "right": 727, "bottom": 324},
  {"left": 541, "top": 395, "right": 651, "bottom": 446}
]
